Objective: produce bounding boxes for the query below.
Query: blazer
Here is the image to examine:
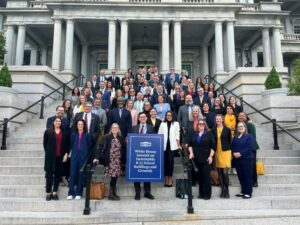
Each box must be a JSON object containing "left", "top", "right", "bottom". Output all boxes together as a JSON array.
[
  {"left": 91, "top": 80, "right": 100, "bottom": 97},
  {"left": 188, "top": 131, "right": 216, "bottom": 163},
  {"left": 72, "top": 112, "right": 100, "bottom": 144},
  {"left": 107, "top": 76, "right": 121, "bottom": 90},
  {"left": 193, "top": 95, "right": 209, "bottom": 108},
  {"left": 202, "top": 111, "right": 215, "bottom": 129},
  {"left": 43, "top": 129, "right": 69, "bottom": 173},
  {"left": 211, "top": 126, "right": 232, "bottom": 151},
  {"left": 95, "top": 134, "right": 126, "bottom": 167},
  {"left": 177, "top": 104, "right": 201, "bottom": 130},
  {"left": 109, "top": 107, "right": 132, "bottom": 137},
  {"left": 158, "top": 121, "right": 180, "bottom": 151},
  {"left": 154, "top": 103, "right": 171, "bottom": 121},
  {"left": 232, "top": 134, "right": 254, "bottom": 160},
  {"left": 91, "top": 107, "right": 107, "bottom": 133},
  {"left": 70, "top": 132, "right": 92, "bottom": 162},
  {"left": 147, "top": 117, "right": 162, "bottom": 134},
  {"left": 131, "top": 123, "right": 155, "bottom": 134}
]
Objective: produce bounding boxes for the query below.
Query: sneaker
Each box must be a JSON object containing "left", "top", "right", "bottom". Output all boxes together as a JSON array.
[
  {"left": 66, "top": 195, "right": 73, "bottom": 200},
  {"left": 75, "top": 196, "right": 81, "bottom": 200},
  {"left": 232, "top": 168, "right": 237, "bottom": 175}
]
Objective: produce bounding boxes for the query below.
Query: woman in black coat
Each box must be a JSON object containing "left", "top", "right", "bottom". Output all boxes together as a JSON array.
[
  {"left": 94, "top": 123, "right": 126, "bottom": 200},
  {"left": 188, "top": 119, "right": 216, "bottom": 200},
  {"left": 43, "top": 117, "right": 69, "bottom": 201}
]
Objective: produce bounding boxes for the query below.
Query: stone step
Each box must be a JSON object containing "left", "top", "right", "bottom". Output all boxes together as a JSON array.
[
  {"left": 256, "top": 150, "right": 300, "bottom": 157},
  {"left": 0, "top": 166, "right": 44, "bottom": 175},
  {"left": 0, "top": 208, "right": 300, "bottom": 225},
  {"left": 256, "top": 157, "right": 300, "bottom": 165},
  {"left": 0, "top": 150, "right": 44, "bottom": 157},
  {"left": 7, "top": 143, "right": 43, "bottom": 150},
  {"left": 0, "top": 196, "right": 299, "bottom": 212},
  {"left": 7, "top": 138, "right": 43, "bottom": 144},
  {"left": 265, "top": 165, "right": 300, "bottom": 174},
  {"left": 0, "top": 184, "right": 300, "bottom": 198},
  {"left": 0, "top": 157, "right": 44, "bottom": 166},
  {"left": 0, "top": 174, "right": 300, "bottom": 185}
]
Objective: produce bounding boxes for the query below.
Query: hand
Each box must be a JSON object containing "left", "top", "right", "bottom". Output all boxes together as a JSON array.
[
  {"left": 189, "top": 152, "right": 194, "bottom": 160},
  {"left": 178, "top": 145, "right": 182, "bottom": 150},
  {"left": 62, "top": 153, "right": 68, "bottom": 163},
  {"left": 93, "top": 159, "right": 99, "bottom": 165},
  {"left": 233, "top": 152, "right": 241, "bottom": 158},
  {"left": 207, "top": 156, "right": 213, "bottom": 165}
]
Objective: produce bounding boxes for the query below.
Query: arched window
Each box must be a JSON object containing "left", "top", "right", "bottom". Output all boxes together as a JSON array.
[{"left": 294, "top": 19, "right": 300, "bottom": 34}]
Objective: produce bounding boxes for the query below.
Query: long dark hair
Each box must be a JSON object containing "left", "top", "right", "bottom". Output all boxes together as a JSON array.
[
  {"left": 50, "top": 117, "right": 62, "bottom": 133},
  {"left": 75, "top": 119, "right": 87, "bottom": 133},
  {"left": 164, "top": 110, "right": 175, "bottom": 123}
]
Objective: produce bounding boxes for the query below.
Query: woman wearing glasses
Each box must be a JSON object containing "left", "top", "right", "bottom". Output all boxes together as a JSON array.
[
  {"left": 232, "top": 122, "right": 254, "bottom": 199},
  {"left": 188, "top": 119, "right": 216, "bottom": 200}
]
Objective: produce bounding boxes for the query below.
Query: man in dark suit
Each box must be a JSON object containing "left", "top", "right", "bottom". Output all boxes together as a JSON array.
[
  {"left": 108, "top": 97, "right": 132, "bottom": 137},
  {"left": 165, "top": 67, "right": 180, "bottom": 95},
  {"left": 91, "top": 74, "right": 100, "bottom": 98},
  {"left": 193, "top": 87, "right": 209, "bottom": 109},
  {"left": 107, "top": 69, "right": 120, "bottom": 90},
  {"left": 46, "top": 105, "right": 70, "bottom": 131},
  {"left": 132, "top": 112, "right": 155, "bottom": 200},
  {"left": 72, "top": 101, "right": 100, "bottom": 145}
]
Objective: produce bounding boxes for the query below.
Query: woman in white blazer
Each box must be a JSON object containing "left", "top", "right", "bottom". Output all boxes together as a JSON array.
[{"left": 158, "top": 111, "right": 181, "bottom": 187}]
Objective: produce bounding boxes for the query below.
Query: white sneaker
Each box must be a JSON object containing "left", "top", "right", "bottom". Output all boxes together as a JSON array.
[
  {"left": 66, "top": 195, "right": 73, "bottom": 200},
  {"left": 75, "top": 196, "right": 81, "bottom": 200}
]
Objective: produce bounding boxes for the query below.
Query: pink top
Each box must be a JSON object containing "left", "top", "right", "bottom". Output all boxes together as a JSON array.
[
  {"left": 130, "top": 109, "right": 138, "bottom": 126},
  {"left": 78, "top": 132, "right": 83, "bottom": 149}
]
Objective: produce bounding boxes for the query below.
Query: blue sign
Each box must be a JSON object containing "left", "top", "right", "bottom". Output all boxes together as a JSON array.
[{"left": 126, "top": 134, "right": 164, "bottom": 182}]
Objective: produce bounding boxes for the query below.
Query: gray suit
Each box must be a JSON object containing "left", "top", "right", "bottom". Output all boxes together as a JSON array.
[
  {"left": 177, "top": 104, "right": 201, "bottom": 132},
  {"left": 92, "top": 107, "right": 107, "bottom": 132}
]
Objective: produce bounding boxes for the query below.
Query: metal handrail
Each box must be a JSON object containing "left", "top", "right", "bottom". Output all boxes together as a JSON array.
[
  {"left": 204, "top": 75, "right": 300, "bottom": 149},
  {"left": 0, "top": 74, "right": 84, "bottom": 150}
]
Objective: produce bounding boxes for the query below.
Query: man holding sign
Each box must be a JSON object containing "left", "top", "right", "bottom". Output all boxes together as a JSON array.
[{"left": 131, "top": 112, "right": 155, "bottom": 200}]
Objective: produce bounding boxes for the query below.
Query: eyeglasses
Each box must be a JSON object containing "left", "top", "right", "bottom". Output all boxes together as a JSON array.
[
  {"left": 167, "top": 115, "right": 173, "bottom": 117},
  {"left": 238, "top": 126, "right": 245, "bottom": 128},
  {"left": 198, "top": 123, "right": 205, "bottom": 126}
]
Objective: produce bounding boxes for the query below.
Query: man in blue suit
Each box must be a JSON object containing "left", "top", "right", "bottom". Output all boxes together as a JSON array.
[
  {"left": 165, "top": 67, "right": 180, "bottom": 95},
  {"left": 106, "top": 69, "right": 121, "bottom": 90}
]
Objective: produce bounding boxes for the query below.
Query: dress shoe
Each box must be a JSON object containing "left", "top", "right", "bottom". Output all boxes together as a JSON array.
[
  {"left": 144, "top": 193, "right": 155, "bottom": 200},
  {"left": 235, "top": 193, "right": 244, "bottom": 197},
  {"left": 242, "top": 194, "right": 251, "bottom": 199},
  {"left": 46, "top": 194, "right": 52, "bottom": 201},
  {"left": 253, "top": 182, "right": 258, "bottom": 187},
  {"left": 52, "top": 194, "right": 59, "bottom": 200},
  {"left": 203, "top": 196, "right": 211, "bottom": 200},
  {"left": 134, "top": 194, "right": 141, "bottom": 200}
]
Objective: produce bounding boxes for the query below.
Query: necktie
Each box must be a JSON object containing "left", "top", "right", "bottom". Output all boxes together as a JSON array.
[
  {"left": 84, "top": 113, "right": 88, "bottom": 132},
  {"left": 140, "top": 125, "right": 144, "bottom": 134},
  {"left": 119, "top": 108, "right": 122, "bottom": 118},
  {"left": 188, "top": 105, "right": 193, "bottom": 121}
]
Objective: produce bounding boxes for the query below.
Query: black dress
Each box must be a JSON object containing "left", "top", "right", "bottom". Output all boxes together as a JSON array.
[{"left": 164, "top": 121, "right": 174, "bottom": 176}]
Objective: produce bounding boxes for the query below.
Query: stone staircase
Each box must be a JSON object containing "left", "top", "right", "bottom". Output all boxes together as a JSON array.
[{"left": 0, "top": 100, "right": 300, "bottom": 224}]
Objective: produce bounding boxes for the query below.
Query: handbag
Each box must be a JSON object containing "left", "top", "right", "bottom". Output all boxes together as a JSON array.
[
  {"left": 210, "top": 170, "right": 220, "bottom": 186},
  {"left": 256, "top": 161, "right": 264, "bottom": 175},
  {"left": 90, "top": 180, "right": 105, "bottom": 200},
  {"left": 175, "top": 178, "right": 189, "bottom": 199}
]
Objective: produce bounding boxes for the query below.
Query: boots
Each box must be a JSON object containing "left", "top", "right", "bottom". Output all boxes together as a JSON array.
[
  {"left": 108, "top": 187, "right": 120, "bottom": 201},
  {"left": 218, "top": 169, "right": 225, "bottom": 198},
  {"left": 223, "top": 173, "right": 230, "bottom": 199},
  {"left": 220, "top": 186, "right": 225, "bottom": 198}
]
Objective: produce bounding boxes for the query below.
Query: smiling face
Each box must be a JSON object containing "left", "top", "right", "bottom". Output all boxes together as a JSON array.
[{"left": 53, "top": 117, "right": 62, "bottom": 129}]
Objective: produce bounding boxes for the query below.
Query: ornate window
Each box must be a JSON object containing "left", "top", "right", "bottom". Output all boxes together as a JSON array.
[{"left": 294, "top": 19, "right": 300, "bottom": 34}]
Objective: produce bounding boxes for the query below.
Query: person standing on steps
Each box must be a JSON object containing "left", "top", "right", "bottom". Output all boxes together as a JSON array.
[
  {"left": 232, "top": 121, "right": 254, "bottom": 199},
  {"left": 43, "top": 117, "right": 69, "bottom": 201},
  {"left": 132, "top": 112, "right": 155, "bottom": 200},
  {"left": 211, "top": 114, "right": 232, "bottom": 199},
  {"left": 93, "top": 123, "right": 126, "bottom": 201},
  {"left": 67, "top": 119, "right": 92, "bottom": 200}
]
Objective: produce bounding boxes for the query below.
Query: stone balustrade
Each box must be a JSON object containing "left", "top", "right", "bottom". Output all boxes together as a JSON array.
[
  {"left": 241, "top": 3, "right": 260, "bottom": 11},
  {"left": 282, "top": 33, "right": 300, "bottom": 41}
]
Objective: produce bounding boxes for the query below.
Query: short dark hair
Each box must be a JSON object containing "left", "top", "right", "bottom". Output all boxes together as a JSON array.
[{"left": 56, "top": 105, "right": 64, "bottom": 111}]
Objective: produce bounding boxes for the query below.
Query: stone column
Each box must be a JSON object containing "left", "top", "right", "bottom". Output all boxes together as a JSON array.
[
  {"left": 41, "top": 47, "right": 47, "bottom": 65},
  {"left": 174, "top": 20, "right": 182, "bottom": 73},
  {"left": 226, "top": 21, "right": 236, "bottom": 72},
  {"left": 120, "top": 20, "right": 128, "bottom": 72},
  {"left": 161, "top": 21, "right": 170, "bottom": 73},
  {"left": 15, "top": 25, "right": 26, "bottom": 66},
  {"left": 81, "top": 44, "right": 88, "bottom": 77},
  {"left": 273, "top": 27, "right": 284, "bottom": 68},
  {"left": 64, "top": 19, "right": 75, "bottom": 71},
  {"left": 51, "top": 19, "right": 62, "bottom": 70},
  {"left": 202, "top": 46, "right": 209, "bottom": 76},
  {"left": 4, "top": 25, "right": 14, "bottom": 65},
  {"left": 30, "top": 48, "right": 37, "bottom": 65},
  {"left": 262, "top": 28, "right": 271, "bottom": 67},
  {"left": 251, "top": 49, "right": 258, "bottom": 67},
  {"left": 247, "top": 0, "right": 254, "bottom": 3},
  {"left": 108, "top": 19, "right": 116, "bottom": 70},
  {"left": 214, "top": 21, "right": 224, "bottom": 72}
]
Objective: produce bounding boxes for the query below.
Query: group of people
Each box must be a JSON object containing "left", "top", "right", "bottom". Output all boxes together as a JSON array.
[{"left": 43, "top": 66, "right": 259, "bottom": 202}]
